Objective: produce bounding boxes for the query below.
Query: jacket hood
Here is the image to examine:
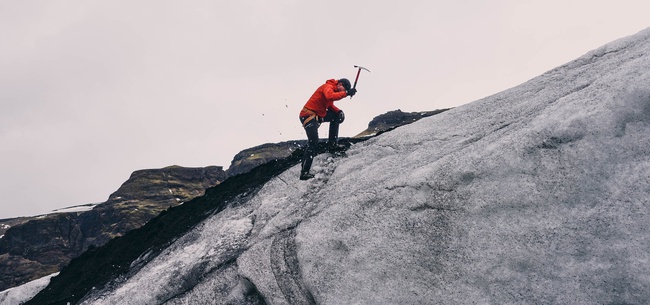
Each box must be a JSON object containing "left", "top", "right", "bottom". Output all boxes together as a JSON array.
[{"left": 326, "top": 79, "right": 339, "bottom": 85}]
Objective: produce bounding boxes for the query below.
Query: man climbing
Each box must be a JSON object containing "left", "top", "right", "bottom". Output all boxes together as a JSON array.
[{"left": 299, "top": 78, "right": 357, "bottom": 180}]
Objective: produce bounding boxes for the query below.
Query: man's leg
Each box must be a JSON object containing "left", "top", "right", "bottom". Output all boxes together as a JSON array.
[
  {"left": 323, "top": 110, "right": 343, "bottom": 152},
  {"left": 328, "top": 119, "right": 339, "bottom": 144},
  {"left": 300, "top": 118, "right": 320, "bottom": 180}
]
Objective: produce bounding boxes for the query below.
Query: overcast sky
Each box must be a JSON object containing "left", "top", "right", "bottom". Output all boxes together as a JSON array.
[{"left": 1, "top": 0, "right": 649, "bottom": 219}]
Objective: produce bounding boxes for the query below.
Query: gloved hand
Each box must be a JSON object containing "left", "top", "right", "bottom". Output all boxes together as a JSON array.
[
  {"left": 337, "top": 110, "right": 345, "bottom": 123},
  {"left": 347, "top": 88, "right": 357, "bottom": 97}
]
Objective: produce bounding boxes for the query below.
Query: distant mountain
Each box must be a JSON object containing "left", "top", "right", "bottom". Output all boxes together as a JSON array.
[
  {"left": 0, "top": 166, "right": 226, "bottom": 292},
  {"left": 21, "top": 28, "right": 650, "bottom": 304}
]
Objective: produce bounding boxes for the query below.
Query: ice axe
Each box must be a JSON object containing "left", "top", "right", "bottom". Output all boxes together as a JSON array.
[{"left": 351, "top": 65, "right": 370, "bottom": 99}]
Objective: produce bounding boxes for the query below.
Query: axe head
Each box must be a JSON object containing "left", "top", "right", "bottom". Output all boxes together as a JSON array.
[{"left": 354, "top": 65, "right": 371, "bottom": 73}]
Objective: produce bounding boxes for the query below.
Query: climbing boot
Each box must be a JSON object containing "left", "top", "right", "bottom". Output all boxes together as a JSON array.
[{"left": 300, "top": 172, "right": 315, "bottom": 180}]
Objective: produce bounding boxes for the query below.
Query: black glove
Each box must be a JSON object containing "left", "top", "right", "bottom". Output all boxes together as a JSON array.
[
  {"left": 347, "top": 88, "right": 357, "bottom": 97},
  {"left": 337, "top": 110, "right": 345, "bottom": 123}
]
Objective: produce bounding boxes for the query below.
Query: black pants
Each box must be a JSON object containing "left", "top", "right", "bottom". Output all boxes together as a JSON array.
[{"left": 299, "top": 109, "right": 340, "bottom": 174}]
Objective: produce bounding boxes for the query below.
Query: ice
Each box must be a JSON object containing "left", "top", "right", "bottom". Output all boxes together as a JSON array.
[{"left": 0, "top": 273, "right": 58, "bottom": 305}]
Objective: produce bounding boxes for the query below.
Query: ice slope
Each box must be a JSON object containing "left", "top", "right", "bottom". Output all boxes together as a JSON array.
[
  {"left": 72, "top": 28, "right": 650, "bottom": 304},
  {"left": 0, "top": 273, "right": 58, "bottom": 305}
]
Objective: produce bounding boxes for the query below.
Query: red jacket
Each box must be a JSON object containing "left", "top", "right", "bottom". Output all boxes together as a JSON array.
[{"left": 300, "top": 79, "right": 347, "bottom": 117}]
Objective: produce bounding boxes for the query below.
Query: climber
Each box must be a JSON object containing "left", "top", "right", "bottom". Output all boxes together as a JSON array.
[{"left": 298, "top": 78, "right": 357, "bottom": 180}]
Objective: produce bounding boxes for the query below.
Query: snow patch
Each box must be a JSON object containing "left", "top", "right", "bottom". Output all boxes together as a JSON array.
[
  {"left": 0, "top": 273, "right": 58, "bottom": 305},
  {"left": 50, "top": 203, "right": 99, "bottom": 214}
]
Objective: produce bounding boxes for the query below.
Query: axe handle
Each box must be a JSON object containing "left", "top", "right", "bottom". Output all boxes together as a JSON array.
[{"left": 353, "top": 68, "right": 362, "bottom": 89}]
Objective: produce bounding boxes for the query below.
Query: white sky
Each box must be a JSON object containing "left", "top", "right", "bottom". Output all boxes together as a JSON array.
[{"left": 1, "top": 0, "right": 649, "bottom": 219}]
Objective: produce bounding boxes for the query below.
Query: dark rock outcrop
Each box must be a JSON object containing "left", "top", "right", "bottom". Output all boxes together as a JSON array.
[
  {"left": 0, "top": 165, "right": 226, "bottom": 291},
  {"left": 227, "top": 141, "right": 305, "bottom": 177},
  {"left": 355, "top": 108, "right": 450, "bottom": 137},
  {"left": 227, "top": 108, "right": 451, "bottom": 177},
  {"left": 0, "top": 217, "right": 32, "bottom": 239}
]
